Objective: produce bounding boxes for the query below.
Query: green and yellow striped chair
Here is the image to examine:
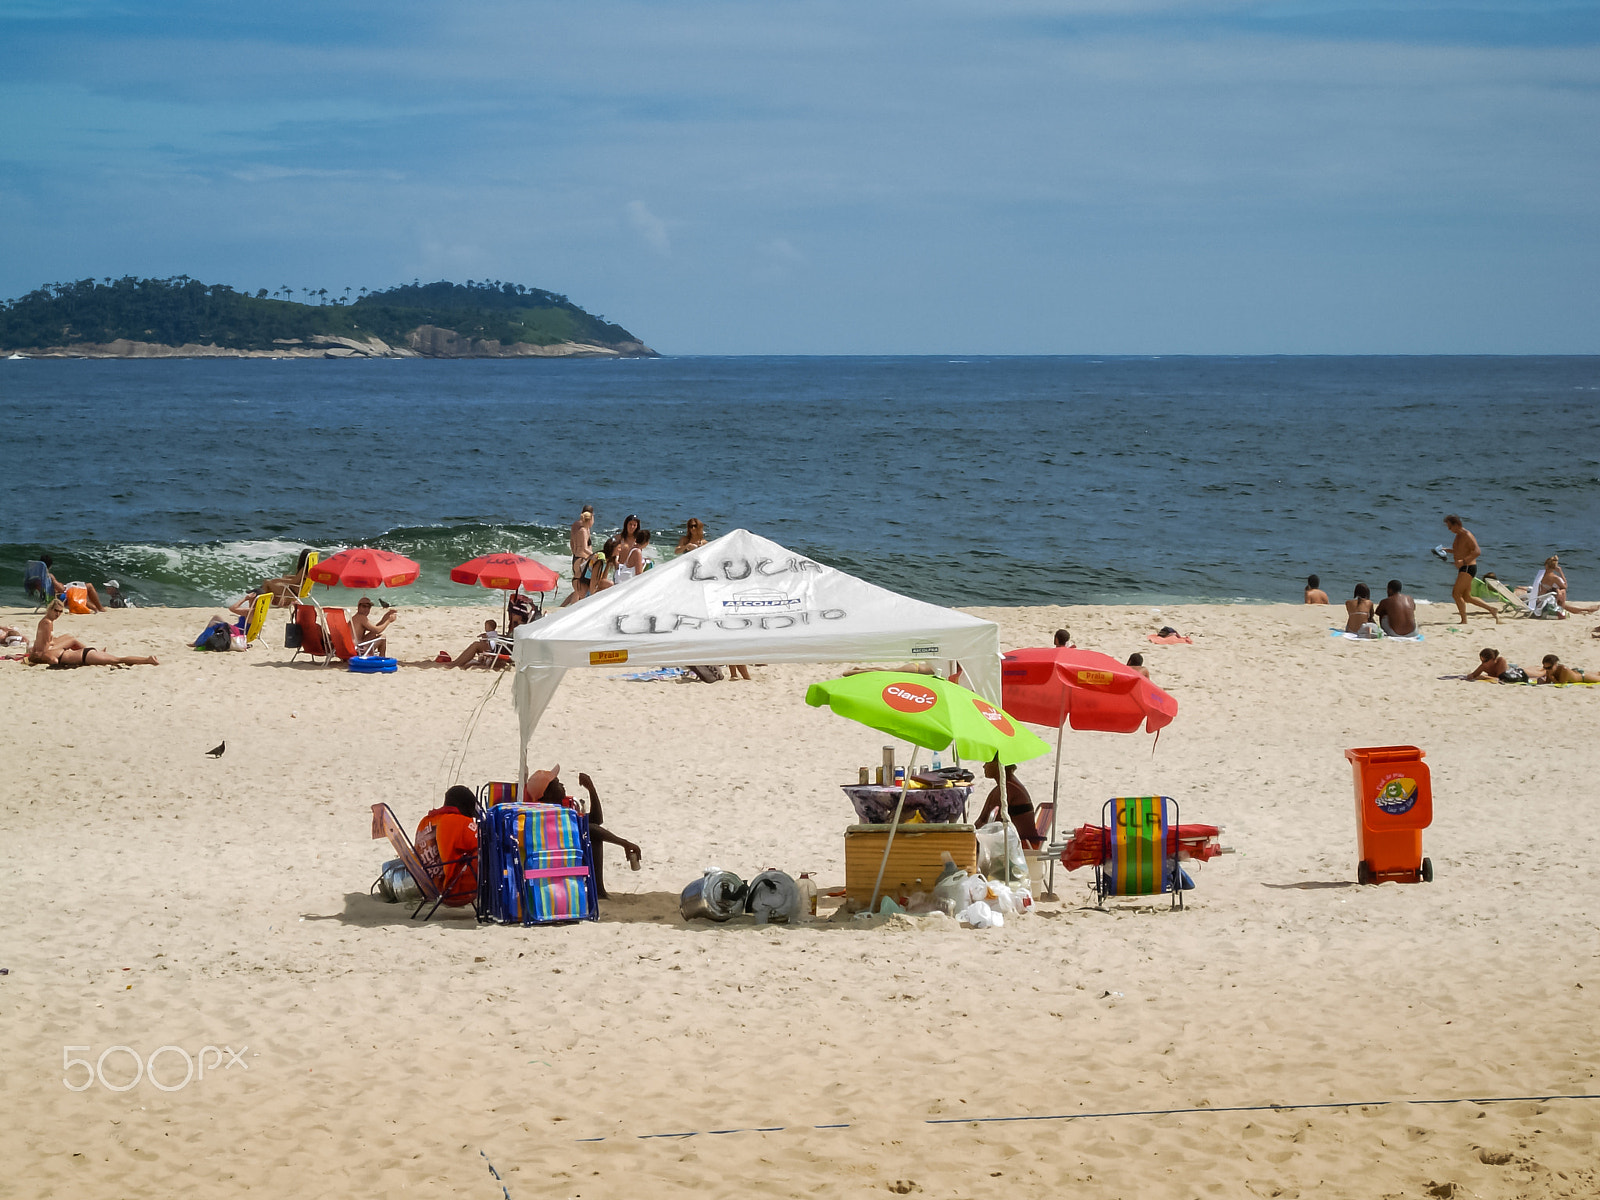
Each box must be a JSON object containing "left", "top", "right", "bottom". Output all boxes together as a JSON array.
[{"left": 1096, "top": 795, "right": 1183, "bottom": 910}]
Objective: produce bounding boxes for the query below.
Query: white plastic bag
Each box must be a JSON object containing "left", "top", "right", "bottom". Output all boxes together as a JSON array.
[
  {"left": 958, "top": 900, "right": 1004, "bottom": 929},
  {"left": 976, "top": 821, "right": 1029, "bottom": 883}
]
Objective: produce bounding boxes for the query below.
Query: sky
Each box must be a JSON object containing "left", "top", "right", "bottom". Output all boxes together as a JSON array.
[{"left": 1, "top": 1, "right": 1597, "bottom": 354}]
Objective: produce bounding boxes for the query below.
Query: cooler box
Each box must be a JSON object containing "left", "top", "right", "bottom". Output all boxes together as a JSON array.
[
  {"left": 1345, "top": 745, "right": 1433, "bottom": 884},
  {"left": 844, "top": 823, "right": 976, "bottom": 906}
]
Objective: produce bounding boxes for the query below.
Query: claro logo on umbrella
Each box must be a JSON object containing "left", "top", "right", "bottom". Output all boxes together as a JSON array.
[
  {"left": 882, "top": 682, "right": 938, "bottom": 712},
  {"left": 971, "top": 697, "right": 1015, "bottom": 737}
]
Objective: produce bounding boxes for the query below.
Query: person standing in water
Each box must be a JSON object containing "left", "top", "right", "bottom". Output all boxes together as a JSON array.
[
  {"left": 569, "top": 505, "right": 594, "bottom": 581},
  {"left": 1444, "top": 515, "right": 1501, "bottom": 625}
]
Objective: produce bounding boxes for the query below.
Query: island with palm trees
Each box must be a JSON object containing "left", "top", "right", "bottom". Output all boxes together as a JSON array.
[{"left": 0, "top": 276, "right": 654, "bottom": 358}]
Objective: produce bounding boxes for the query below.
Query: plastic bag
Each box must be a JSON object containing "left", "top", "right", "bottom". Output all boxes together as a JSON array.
[
  {"left": 958, "top": 900, "right": 1004, "bottom": 929},
  {"left": 976, "top": 820, "right": 1029, "bottom": 883}
]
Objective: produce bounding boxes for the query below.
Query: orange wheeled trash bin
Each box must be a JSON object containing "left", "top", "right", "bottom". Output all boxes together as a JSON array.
[{"left": 1345, "top": 745, "right": 1433, "bottom": 884}]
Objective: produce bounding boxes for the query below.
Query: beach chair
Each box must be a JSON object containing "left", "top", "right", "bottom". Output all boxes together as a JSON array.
[
  {"left": 1095, "top": 795, "right": 1184, "bottom": 910},
  {"left": 478, "top": 802, "right": 597, "bottom": 926},
  {"left": 1471, "top": 575, "right": 1522, "bottom": 614},
  {"left": 289, "top": 601, "right": 335, "bottom": 665},
  {"left": 1524, "top": 571, "right": 1563, "bottom": 619},
  {"left": 323, "top": 607, "right": 382, "bottom": 660},
  {"left": 370, "top": 803, "right": 475, "bottom": 921},
  {"left": 23, "top": 560, "right": 51, "bottom": 610},
  {"left": 477, "top": 780, "right": 520, "bottom": 808}
]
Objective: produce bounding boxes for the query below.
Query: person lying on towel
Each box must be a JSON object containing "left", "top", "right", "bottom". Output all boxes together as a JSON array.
[
  {"left": 974, "top": 759, "right": 1042, "bottom": 849},
  {"left": 415, "top": 786, "right": 480, "bottom": 905},
  {"left": 1538, "top": 655, "right": 1599, "bottom": 685},
  {"left": 525, "top": 766, "right": 641, "bottom": 900}
]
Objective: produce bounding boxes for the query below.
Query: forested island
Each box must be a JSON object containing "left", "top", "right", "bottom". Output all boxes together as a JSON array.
[{"left": 0, "top": 277, "right": 654, "bottom": 358}]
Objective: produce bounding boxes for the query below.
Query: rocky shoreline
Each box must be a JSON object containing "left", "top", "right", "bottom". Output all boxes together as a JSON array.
[{"left": 6, "top": 325, "right": 655, "bottom": 359}]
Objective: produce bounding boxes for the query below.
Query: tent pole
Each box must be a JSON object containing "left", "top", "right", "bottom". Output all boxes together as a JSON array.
[{"left": 868, "top": 746, "right": 918, "bottom": 913}]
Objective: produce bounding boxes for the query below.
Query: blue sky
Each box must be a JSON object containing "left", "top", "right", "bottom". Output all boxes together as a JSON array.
[{"left": 1, "top": 1, "right": 1596, "bottom": 353}]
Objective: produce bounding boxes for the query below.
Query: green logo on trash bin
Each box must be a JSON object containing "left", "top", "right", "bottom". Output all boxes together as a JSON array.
[{"left": 1374, "top": 776, "right": 1418, "bottom": 815}]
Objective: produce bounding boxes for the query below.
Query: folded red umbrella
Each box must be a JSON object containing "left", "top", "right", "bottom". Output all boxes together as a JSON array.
[
  {"left": 308, "top": 547, "right": 420, "bottom": 590},
  {"left": 1060, "top": 823, "right": 1225, "bottom": 871},
  {"left": 450, "top": 553, "right": 559, "bottom": 593}
]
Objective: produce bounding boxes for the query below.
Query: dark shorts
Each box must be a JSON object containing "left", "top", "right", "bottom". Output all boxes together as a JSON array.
[{"left": 1458, "top": 564, "right": 1477, "bottom": 577}]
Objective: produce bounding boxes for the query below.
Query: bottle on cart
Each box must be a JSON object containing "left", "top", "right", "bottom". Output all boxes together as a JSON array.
[{"left": 932, "top": 753, "right": 942, "bottom": 772}]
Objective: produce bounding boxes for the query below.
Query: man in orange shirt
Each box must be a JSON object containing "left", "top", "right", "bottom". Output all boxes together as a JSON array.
[{"left": 415, "top": 786, "right": 479, "bottom": 906}]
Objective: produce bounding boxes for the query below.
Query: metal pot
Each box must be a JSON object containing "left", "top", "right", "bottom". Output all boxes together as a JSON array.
[{"left": 679, "top": 870, "right": 746, "bottom": 921}]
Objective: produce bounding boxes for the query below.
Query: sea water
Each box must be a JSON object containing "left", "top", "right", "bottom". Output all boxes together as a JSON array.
[{"left": 1, "top": 355, "right": 1596, "bottom": 608}]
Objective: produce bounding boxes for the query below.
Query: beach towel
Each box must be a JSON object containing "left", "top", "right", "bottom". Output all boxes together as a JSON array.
[
  {"left": 1329, "top": 628, "right": 1424, "bottom": 642},
  {"left": 611, "top": 667, "right": 685, "bottom": 682},
  {"left": 1147, "top": 633, "right": 1193, "bottom": 644}
]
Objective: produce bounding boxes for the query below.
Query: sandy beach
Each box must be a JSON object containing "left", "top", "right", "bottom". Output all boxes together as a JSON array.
[{"left": 2, "top": 596, "right": 1598, "bottom": 1199}]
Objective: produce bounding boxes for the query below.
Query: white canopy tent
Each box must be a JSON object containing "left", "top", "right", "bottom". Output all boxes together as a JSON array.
[{"left": 511, "top": 529, "right": 1002, "bottom": 784}]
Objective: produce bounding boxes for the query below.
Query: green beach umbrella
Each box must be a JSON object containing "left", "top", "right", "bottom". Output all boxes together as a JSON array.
[{"left": 804, "top": 671, "right": 1050, "bottom": 766}]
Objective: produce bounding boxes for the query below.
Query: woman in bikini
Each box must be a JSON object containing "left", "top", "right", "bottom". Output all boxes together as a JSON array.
[
  {"left": 1538, "top": 654, "right": 1598, "bottom": 684},
  {"left": 1538, "top": 556, "right": 1600, "bottom": 616},
  {"left": 29, "top": 599, "right": 159, "bottom": 667},
  {"left": 676, "top": 517, "right": 707, "bottom": 555},
  {"left": 1344, "top": 583, "right": 1376, "bottom": 633}
]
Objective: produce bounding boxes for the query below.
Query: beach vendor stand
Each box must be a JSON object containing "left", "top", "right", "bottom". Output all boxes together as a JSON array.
[
  {"left": 505, "top": 530, "right": 1006, "bottom": 899},
  {"left": 805, "top": 672, "right": 1050, "bottom": 910}
]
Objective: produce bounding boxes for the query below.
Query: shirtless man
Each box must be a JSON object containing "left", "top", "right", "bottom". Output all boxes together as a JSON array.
[
  {"left": 1538, "top": 654, "right": 1598, "bottom": 684},
  {"left": 1374, "top": 579, "right": 1417, "bottom": 637},
  {"left": 352, "top": 596, "right": 398, "bottom": 656},
  {"left": 569, "top": 506, "right": 594, "bottom": 581},
  {"left": 28, "top": 598, "right": 158, "bottom": 667},
  {"left": 1444, "top": 515, "right": 1500, "bottom": 625},
  {"left": 1304, "top": 574, "right": 1330, "bottom": 604}
]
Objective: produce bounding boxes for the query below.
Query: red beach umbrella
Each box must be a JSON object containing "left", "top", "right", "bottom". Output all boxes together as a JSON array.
[
  {"left": 1001, "top": 647, "right": 1180, "bottom": 895},
  {"left": 449, "top": 553, "right": 559, "bottom": 593},
  {"left": 1002, "top": 647, "right": 1177, "bottom": 734},
  {"left": 308, "top": 547, "right": 420, "bottom": 590}
]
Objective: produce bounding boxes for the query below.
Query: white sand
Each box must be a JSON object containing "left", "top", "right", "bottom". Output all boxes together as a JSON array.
[{"left": 2, "top": 598, "right": 1598, "bottom": 1198}]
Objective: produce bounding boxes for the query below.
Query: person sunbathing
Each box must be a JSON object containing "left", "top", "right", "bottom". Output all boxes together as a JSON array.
[
  {"left": 1537, "top": 556, "right": 1600, "bottom": 616},
  {"left": 525, "top": 767, "right": 641, "bottom": 899},
  {"left": 1465, "top": 647, "right": 1526, "bottom": 682},
  {"left": 1344, "top": 583, "right": 1377, "bottom": 634},
  {"left": 1, "top": 624, "right": 26, "bottom": 648},
  {"left": 257, "top": 549, "right": 317, "bottom": 607},
  {"left": 452, "top": 619, "right": 511, "bottom": 668},
  {"left": 28, "top": 599, "right": 158, "bottom": 667},
  {"left": 1537, "top": 654, "right": 1598, "bottom": 684},
  {"left": 352, "top": 596, "right": 398, "bottom": 656},
  {"left": 1374, "top": 580, "right": 1417, "bottom": 637}
]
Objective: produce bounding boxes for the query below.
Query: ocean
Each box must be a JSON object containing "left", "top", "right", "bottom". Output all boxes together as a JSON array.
[{"left": 1, "top": 355, "right": 1597, "bottom": 609}]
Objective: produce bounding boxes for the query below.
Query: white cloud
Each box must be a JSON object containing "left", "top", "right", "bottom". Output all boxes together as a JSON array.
[{"left": 626, "top": 200, "right": 671, "bottom": 256}]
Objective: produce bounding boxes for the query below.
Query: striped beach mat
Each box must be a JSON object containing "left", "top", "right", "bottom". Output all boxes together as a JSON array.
[
  {"left": 1105, "top": 796, "right": 1174, "bottom": 896},
  {"left": 480, "top": 803, "right": 597, "bottom": 925}
]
